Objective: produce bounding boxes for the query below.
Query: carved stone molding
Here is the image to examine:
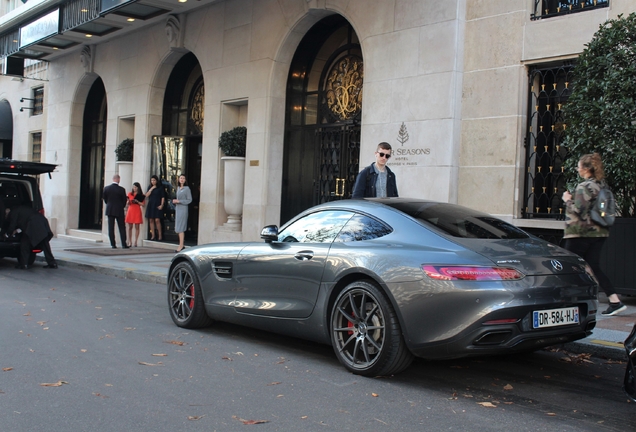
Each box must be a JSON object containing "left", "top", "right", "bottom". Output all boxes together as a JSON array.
[
  {"left": 165, "top": 15, "right": 185, "bottom": 49},
  {"left": 80, "top": 45, "right": 93, "bottom": 74}
]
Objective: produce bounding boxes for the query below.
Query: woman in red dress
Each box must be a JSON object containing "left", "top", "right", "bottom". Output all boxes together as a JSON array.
[{"left": 125, "top": 182, "right": 144, "bottom": 247}]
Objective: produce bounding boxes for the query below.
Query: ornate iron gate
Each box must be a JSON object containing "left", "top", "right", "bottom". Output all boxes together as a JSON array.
[
  {"left": 315, "top": 125, "right": 360, "bottom": 204},
  {"left": 523, "top": 64, "right": 574, "bottom": 219}
]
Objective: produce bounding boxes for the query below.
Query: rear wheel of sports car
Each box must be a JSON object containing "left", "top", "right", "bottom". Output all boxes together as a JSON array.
[
  {"left": 331, "top": 281, "right": 413, "bottom": 376},
  {"left": 168, "top": 261, "right": 213, "bottom": 328}
]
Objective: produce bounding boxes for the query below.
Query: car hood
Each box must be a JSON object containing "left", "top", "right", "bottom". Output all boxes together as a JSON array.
[{"left": 450, "top": 237, "right": 588, "bottom": 276}]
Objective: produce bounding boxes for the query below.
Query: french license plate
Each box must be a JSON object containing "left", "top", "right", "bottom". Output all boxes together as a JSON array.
[{"left": 533, "top": 307, "right": 579, "bottom": 329}]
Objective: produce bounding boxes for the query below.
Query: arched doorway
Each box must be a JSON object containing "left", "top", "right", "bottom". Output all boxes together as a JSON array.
[
  {"left": 79, "top": 78, "right": 106, "bottom": 229},
  {"left": 152, "top": 52, "right": 202, "bottom": 244},
  {"left": 0, "top": 100, "right": 13, "bottom": 158},
  {"left": 281, "top": 15, "right": 363, "bottom": 223}
]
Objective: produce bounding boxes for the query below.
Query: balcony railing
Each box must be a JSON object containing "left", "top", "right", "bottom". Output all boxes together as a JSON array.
[{"left": 531, "top": 0, "right": 609, "bottom": 20}]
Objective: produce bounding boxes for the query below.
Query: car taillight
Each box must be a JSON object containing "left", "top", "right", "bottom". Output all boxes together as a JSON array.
[{"left": 422, "top": 265, "right": 524, "bottom": 281}]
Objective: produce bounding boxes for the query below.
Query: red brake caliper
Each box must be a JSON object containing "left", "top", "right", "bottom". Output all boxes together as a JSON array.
[
  {"left": 347, "top": 311, "right": 355, "bottom": 335},
  {"left": 188, "top": 284, "right": 195, "bottom": 309}
]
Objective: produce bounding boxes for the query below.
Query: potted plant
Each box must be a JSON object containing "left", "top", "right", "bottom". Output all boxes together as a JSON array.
[
  {"left": 562, "top": 12, "right": 636, "bottom": 295},
  {"left": 115, "top": 138, "right": 134, "bottom": 192},
  {"left": 218, "top": 127, "right": 247, "bottom": 230},
  {"left": 218, "top": 126, "right": 246, "bottom": 157},
  {"left": 115, "top": 138, "right": 134, "bottom": 162}
]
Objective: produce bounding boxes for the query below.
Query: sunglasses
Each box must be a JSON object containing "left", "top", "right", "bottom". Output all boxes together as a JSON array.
[{"left": 377, "top": 152, "right": 391, "bottom": 159}]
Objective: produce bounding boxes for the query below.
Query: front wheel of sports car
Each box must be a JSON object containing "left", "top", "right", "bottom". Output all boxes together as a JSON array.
[
  {"left": 168, "top": 261, "right": 213, "bottom": 328},
  {"left": 330, "top": 281, "right": 413, "bottom": 376}
]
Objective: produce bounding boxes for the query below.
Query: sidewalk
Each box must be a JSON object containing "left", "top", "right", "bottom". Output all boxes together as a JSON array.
[{"left": 31, "top": 236, "right": 635, "bottom": 361}]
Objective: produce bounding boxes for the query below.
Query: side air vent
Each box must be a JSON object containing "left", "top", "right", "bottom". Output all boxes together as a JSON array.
[{"left": 213, "top": 262, "right": 233, "bottom": 279}]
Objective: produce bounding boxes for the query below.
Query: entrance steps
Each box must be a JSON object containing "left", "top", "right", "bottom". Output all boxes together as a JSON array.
[{"left": 58, "top": 229, "right": 103, "bottom": 243}]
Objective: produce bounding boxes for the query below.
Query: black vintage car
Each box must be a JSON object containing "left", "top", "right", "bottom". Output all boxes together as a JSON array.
[{"left": 0, "top": 159, "right": 57, "bottom": 265}]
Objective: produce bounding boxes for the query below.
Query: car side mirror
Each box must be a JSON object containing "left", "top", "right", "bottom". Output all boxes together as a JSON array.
[{"left": 260, "top": 225, "right": 279, "bottom": 242}]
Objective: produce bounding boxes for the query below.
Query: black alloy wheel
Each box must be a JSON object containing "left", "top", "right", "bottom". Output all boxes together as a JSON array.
[
  {"left": 330, "top": 281, "right": 413, "bottom": 376},
  {"left": 168, "top": 261, "right": 213, "bottom": 328}
]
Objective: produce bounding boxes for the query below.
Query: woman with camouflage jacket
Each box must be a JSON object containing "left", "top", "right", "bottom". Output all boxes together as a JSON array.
[{"left": 562, "top": 153, "right": 625, "bottom": 316}]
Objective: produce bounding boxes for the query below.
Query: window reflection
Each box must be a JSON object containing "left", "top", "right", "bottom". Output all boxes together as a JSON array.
[
  {"left": 279, "top": 211, "right": 353, "bottom": 243},
  {"left": 335, "top": 214, "right": 392, "bottom": 242}
]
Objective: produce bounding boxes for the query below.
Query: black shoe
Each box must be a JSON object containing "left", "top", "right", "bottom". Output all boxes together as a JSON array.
[
  {"left": 44, "top": 264, "right": 58, "bottom": 269},
  {"left": 122, "top": 245, "right": 130, "bottom": 249},
  {"left": 15, "top": 264, "right": 27, "bottom": 269},
  {"left": 601, "top": 302, "right": 627, "bottom": 316},
  {"left": 111, "top": 246, "right": 117, "bottom": 249}
]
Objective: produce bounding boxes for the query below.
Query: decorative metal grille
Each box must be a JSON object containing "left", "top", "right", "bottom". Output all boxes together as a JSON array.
[
  {"left": 31, "top": 132, "right": 42, "bottom": 163},
  {"left": 324, "top": 55, "right": 363, "bottom": 122},
  {"left": 523, "top": 64, "right": 574, "bottom": 219},
  {"left": 62, "top": 0, "right": 101, "bottom": 32},
  {"left": 33, "top": 87, "right": 44, "bottom": 115},
  {"left": 315, "top": 126, "right": 360, "bottom": 203},
  {"left": 531, "top": 0, "right": 609, "bottom": 20}
]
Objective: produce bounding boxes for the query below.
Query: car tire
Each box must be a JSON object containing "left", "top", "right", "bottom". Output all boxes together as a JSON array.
[
  {"left": 330, "top": 280, "right": 413, "bottom": 376},
  {"left": 168, "top": 261, "right": 213, "bottom": 328},
  {"left": 28, "top": 252, "right": 36, "bottom": 266}
]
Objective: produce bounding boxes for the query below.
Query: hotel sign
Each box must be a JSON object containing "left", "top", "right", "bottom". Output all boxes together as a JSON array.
[
  {"left": 19, "top": 9, "right": 59, "bottom": 49},
  {"left": 101, "top": 0, "right": 136, "bottom": 14}
]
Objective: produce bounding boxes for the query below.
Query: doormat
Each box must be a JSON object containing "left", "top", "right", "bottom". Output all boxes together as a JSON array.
[{"left": 64, "top": 247, "right": 175, "bottom": 256}]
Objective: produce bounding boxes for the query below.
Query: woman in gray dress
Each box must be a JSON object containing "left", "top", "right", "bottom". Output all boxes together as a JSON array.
[{"left": 172, "top": 174, "right": 192, "bottom": 252}]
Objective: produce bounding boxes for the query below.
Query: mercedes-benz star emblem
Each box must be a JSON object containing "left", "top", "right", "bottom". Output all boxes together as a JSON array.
[{"left": 550, "top": 260, "right": 563, "bottom": 271}]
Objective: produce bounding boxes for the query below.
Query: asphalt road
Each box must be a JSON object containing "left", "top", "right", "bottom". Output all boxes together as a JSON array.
[{"left": 1, "top": 262, "right": 635, "bottom": 431}]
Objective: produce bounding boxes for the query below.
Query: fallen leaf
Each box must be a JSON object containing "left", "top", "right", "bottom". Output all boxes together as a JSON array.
[
  {"left": 301, "top": 416, "right": 308, "bottom": 419},
  {"left": 187, "top": 415, "right": 205, "bottom": 421},
  {"left": 152, "top": 354, "right": 167, "bottom": 357},
  {"left": 23, "top": 312, "right": 31, "bottom": 316},
  {"left": 277, "top": 394, "right": 284, "bottom": 398},
  {"left": 164, "top": 340, "right": 185, "bottom": 346},
  {"left": 503, "top": 384, "right": 513, "bottom": 390},
  {"left": 267, "top": 382, "right": 281, "bottom": 386},
  {"left": 40, "top": 380, "right": 68, "bottom": 387},
  {"left": 463, "top": 394, "right": 473, "bottom": 398},
  {"left": 546, "top": 412, "right": 556, "bottom": 416},
  {"left": 503, "top": 402, "right": 514, "bottom": 405},
  {"left": 124, "top": 327, "right": 136, "bottom": 331},
  {"left": 233, "top": 352, "right": 244, "bottom": 356},
  {"left": 93, "top": 392, "right": 108, "bottom": 399},
  {"left": 96, "top": 318, "right": 103, "bottom": 321},
  {"left": 232, "top": 416, "right": 269, "bottom": 425},
  {"left": 43, "top": 327, "right": 49, "bottom": 331},
  {"left": 477, "top": 402, "right": 497, "bottom": 408},
  {"left": 2, "top": 367, "right": 14, "bottom": 372},
  {"left": 222, "top": 356, "right": 232, "bottom": 361},
  {"left": 80, "top": 349, "right": 87, "bottom": 353},
  {"left": 37, "top": 321, "right": 47, "bottom": 326},
  {"left": 138, "top": 361, "right": 163, "bottom": 366},
  {"left": 371, "top": 393, "right": 379, "bottom": 397}
]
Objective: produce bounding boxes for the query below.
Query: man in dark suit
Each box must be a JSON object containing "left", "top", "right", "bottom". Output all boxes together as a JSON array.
[
  {"left": 103, "top": 174, "right": 128, "bottom": 249},
  {"left": 5, "top": 205, "right": 57, "bottom": 269}
]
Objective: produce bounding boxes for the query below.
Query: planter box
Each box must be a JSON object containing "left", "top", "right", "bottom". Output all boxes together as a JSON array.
[
  {"left": 524, "top": 219, "right": 636, "bottom": 296},
  {"left": 600, "top": 218, "right": 636, "bottom": 296}
]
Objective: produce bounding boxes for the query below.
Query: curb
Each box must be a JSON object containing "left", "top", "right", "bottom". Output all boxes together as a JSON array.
[
  {"left": 35, "top": 255, "right": 168, "bottom": 285},
  {"left": 561, "top": 340, "right": 626, "bottom": 362}
]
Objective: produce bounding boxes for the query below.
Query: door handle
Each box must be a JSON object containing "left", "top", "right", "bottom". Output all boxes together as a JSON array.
[
  {"left": 294, "top": 251, "right": 314, "bottom": 261},
  {"left": 334, "top": 178, "right": 346, "bottom": 197}
]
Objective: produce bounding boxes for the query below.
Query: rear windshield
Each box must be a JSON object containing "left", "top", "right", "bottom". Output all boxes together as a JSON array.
[{"left": 385, "top": 201, "right": 529, "bottom": 239}]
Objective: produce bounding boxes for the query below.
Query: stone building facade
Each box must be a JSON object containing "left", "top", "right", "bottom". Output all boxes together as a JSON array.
[{"left": 0, "top": 0, "right": 633, "bottom": 245}]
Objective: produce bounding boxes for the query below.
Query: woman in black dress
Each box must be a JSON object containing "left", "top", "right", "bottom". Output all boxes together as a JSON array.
[{"left": 145, "top": 175, "right": 165, "bottom": 241}]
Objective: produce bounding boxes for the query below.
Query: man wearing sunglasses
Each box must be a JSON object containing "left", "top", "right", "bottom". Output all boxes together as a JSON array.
[{"left": 352, "top": 142, "right": 399, "bottom": 198}]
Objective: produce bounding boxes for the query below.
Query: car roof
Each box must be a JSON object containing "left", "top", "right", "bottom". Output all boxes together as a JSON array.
[{"left": 0, "top": 159, "right": 57, "bottom": 175}]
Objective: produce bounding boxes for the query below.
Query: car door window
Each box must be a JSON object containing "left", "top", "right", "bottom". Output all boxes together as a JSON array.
[
  {"left": 278, "top": 210, "right": 353, "bottom": 243},
  {"left": 335, "top": 214, "right": 392, "bottom": 242}
]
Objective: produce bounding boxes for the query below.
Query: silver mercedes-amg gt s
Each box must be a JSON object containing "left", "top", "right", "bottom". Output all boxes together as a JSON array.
[{"left": 167, "top": 198, "right": 598, "bottom": 376}]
